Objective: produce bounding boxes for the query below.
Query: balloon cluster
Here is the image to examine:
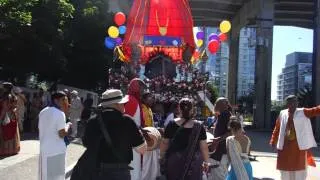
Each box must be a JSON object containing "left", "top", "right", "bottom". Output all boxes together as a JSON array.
[
  {"left": 105, "top": 12, "right": 127, "bottom": 49},
  {"left": 195, "top": 31, "right": 204, "bottom": 48},
  {"left": 207, "top": 20, "right": 231, "bottom": 54}
]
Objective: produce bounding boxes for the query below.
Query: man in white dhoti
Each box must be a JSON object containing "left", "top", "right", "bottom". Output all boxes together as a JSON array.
[{"left": 38, "top": 91, "right": 71, "bottom": 180}]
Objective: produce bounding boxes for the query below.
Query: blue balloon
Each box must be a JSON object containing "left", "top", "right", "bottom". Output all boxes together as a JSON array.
[
  {"left": 119, "top": 26, "right": 126, "bottom": 35},
  {"left": 104, "top": 37, "right": 116, "bottom": 49}
]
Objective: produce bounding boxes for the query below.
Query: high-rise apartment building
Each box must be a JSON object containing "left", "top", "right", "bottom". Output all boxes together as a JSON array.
[
  {"left": 237, "top": 28, "right": 256, "bottom": 98},
  {"left": 202, "top": 27, "right": 256, "bottom": 97},
  {"left": 277, "top": 52, "right": 313, "bottom": 102},
  {"left": 204, "top": 27, "right": 229, "bottom": 97}
]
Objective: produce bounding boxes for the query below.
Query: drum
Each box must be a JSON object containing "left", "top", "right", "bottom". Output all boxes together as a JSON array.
[
  {"left": 143, "top": 127, "right": 162, "bottom": 151},
  {"left": 206, "top": 132, "right": 216, "bottom": 155},
  {"left": 206, "top": 132, "right": 214, "bottom": 143}
]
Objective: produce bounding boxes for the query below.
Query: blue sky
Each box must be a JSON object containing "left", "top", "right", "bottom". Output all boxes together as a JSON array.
[{"left": 271, "top": 26, "right": 314, "bottom": 100}]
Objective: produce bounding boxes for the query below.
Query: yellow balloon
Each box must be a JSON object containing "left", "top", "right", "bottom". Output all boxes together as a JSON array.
[
  {"left": 197, "top": 39, "right": 203, "bottom": 47},
  {"left": 220, "top": 20, "right": 231, "bottom": 33},
  {"left": 108, "top": 26, "right": 119, "bottom": 38}
]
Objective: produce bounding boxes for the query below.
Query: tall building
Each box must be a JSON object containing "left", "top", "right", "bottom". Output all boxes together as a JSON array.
[
  {"left": 204, "top": 27, "right": 229, "bottom": 97},
  {"left": 201, "top": 27, "right": 256, "bottom": 97},
  {"left": 237, "top": 27, "right": 256, "bottom": 98},
  {"left": 277, "top": 52, "right": 313, "bottom": 102},
  {"left": 277, "top": 73, "right": 284, "bottom": 102}
]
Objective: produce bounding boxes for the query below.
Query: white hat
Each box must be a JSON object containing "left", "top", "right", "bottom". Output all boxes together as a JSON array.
[
  {"left": 99, "top": 89, "right": 129, "bottom": 107},
  {"left": 14, "top": 87, "right": 23, "bottom": 94},
  {"left": 71, "top": 90, "right": 78, "bottom": 96}
]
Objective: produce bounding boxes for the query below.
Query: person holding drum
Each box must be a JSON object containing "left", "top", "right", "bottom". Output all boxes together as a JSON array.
[
  {"left": 141, "top": 92, "right": 161, "bottom": 180},
  {"left": 124, "top": 78, "right": 149, "bottom": 180}
]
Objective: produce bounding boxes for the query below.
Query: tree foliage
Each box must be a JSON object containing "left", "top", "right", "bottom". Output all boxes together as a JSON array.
[{"left": 0, "top": 0, "right": 113, "bottom": 91}]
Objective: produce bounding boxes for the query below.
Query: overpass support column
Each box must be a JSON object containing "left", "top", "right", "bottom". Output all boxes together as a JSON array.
[
  {"left": 313, "top": 0, "right": 320, "bottom": 140},
  {"left": 254, "top": 0, "right": 274, "bottom": 129},
  {"left": 227, "top": 30, "right": 240, "bottom": 104}
]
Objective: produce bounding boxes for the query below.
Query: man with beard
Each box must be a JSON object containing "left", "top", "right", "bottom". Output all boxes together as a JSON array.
[{"left": 270, "top": 95, "right": 320, "bottom": 180}]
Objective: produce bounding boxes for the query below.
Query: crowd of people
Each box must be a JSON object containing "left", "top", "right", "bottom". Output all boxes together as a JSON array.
[
  {"left": 0, "top": 82, "right": 95, "bottom": 155},
  {"left": 1, "top": 77, "right": 320, "bottom": 180}
]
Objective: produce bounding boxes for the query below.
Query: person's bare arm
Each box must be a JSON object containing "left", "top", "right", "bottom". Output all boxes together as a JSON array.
[
  {"left": 199, "top": 140, "right": 209, "bottom": 162},
  {"left": 160, "top": 138, "right": 170, "bottom": 159},
  {"left": 134, "top": 141, "right": 147, "bottom": 154},
  {"left": 58, "top": 122, "right": 71, "bottom": 138}
]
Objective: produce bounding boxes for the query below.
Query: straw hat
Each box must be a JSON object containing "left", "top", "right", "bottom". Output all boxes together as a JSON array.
[{"left": 99, "top": 89, "right": 128, "bottom": 107}]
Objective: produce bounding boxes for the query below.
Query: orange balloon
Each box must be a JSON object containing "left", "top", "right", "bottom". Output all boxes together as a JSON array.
[{"left": 193, "top": 51, "right": 200, "bottom": 59}]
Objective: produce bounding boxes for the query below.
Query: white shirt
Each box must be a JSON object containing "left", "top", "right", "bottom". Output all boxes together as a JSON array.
[
  {"left": 164, "top": 113, "right": 174, "bottom": 127},
  {"left": 69, "top": 97, "right": 83, "bottom": 119},
  {"left": 39, "top": 107, "right": 67, "bottom": 156}
]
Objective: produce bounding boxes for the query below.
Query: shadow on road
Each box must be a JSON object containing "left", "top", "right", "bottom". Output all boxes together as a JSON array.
[
  {"left": 245, "top": 130, "right": 320, "bottom": 157},
  {"left": 20, "top": 132, "right": 38, "bottom": 141}
]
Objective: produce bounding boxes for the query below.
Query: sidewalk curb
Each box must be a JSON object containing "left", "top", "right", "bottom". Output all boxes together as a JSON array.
[{"left": 65, "top": 162, "right": 76, "bottom": 179}]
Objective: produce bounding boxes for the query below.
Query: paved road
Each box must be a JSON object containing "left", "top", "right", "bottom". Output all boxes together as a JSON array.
[
  {"left": 1, "top": 131, "right": 319, "bottom": 180},
  {"left": 0, "top": 137, "right": 85, "bottom": 180},
  {"left": 247, "top": 130, "right": 320, "bottom": 180}
]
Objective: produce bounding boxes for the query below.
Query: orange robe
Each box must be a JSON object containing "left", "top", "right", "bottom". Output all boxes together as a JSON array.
[{"left": 270, "top": 106, "right": 320, "bottom": 171}]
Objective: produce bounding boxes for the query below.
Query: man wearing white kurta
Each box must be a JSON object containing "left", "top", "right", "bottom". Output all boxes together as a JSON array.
[{"left": 38, "top": 91, "right": 71, "bottom": 180}]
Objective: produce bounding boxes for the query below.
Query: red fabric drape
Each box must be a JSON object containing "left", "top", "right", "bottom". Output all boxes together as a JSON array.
[{"left": 124, "top": 0, "right": 195, "bottom": 47}]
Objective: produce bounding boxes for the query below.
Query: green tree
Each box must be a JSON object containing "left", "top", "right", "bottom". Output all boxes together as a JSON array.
[
  {"left": 207, "top": 83, "right": 219, "bottom": 104},
  {"left": 0, "top": 0, "right": 75, "bottom": 84},
  {"left": 62, "top": 0, "right": 114, "bottom": 91}
]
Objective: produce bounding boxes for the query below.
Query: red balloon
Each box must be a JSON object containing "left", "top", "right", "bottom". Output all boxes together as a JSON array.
[
  {"left": 219, "top": 33, "right": 228, "bottom": 42},
  {"left": 114, "top": 12, "right": 126, "bottom": 26},
  {"left": 208, "top": 40, "right": 220, "bottom": 53}
]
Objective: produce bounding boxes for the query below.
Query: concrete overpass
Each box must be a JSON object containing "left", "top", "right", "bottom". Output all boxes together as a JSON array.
[
  {"left": 190, "top": 0, "right": 314, "bottom": 29},
  {"left": 110, "top": 0, "right": 320, "bottom": 139}
]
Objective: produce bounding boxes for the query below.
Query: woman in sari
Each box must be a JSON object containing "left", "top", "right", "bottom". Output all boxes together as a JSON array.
[
  {"left": 226, "top": 118, "right": 253, "bottom": 180},
  {"left": 0, "top": 82, "right": 20, "bottom": 156},
  {"left": 160, "top": 98, "right": 209, "bottom": 180}
]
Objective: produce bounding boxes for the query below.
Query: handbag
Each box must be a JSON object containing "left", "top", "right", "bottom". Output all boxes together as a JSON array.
[
  {"left": 160, "top": 121, "right": 202, "bottom": 180},
  {"left": 160, "top": 120, "right": 188, "bottom": 176},
  {"left": 180, "top": 122, "right": 202, "bottom": 180}
]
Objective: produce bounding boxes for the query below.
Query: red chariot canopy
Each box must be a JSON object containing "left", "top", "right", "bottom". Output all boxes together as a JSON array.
[{"left": 122, "top": 0, "right": 195, "bottom": 62}]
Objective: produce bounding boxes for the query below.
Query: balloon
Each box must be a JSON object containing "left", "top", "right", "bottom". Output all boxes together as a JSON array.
[
  {"left": 115, "top": 37, "right": 122, "bottom": 45},
  {"left": 172, "top": 40, "right": 178, "bottom": 46},
  {"left": 114, "top": 12, "right": 126, "bottom": 26},
  {"left": 193, "top": 50, "right": 200, "bottom": 59},
  {"left": 220, "top": 20, "right": 231, "bottom": 33},
  {"left": 196, "top": 31, "right": 205, "bottom": 39},
  {"left": 104, "top": 37, "right": 116, "bottom": 49},
  {"left": 208, "top": 40, "right": 220, "bottom": 54},
  {"left": 108, "top": 26, "right": 119, "bottom": 38},
  {"left": 119, "top": 25, "right": 126, "bottom": 35},
  {"left": 219, "top": 33, "right": 228, "bottom": 42},
  {"left": 196, "top": 39, "right": 203, "bottom": 47},
  {"left": 208, "top": 33, "right": 219, "bottom": 41}
]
